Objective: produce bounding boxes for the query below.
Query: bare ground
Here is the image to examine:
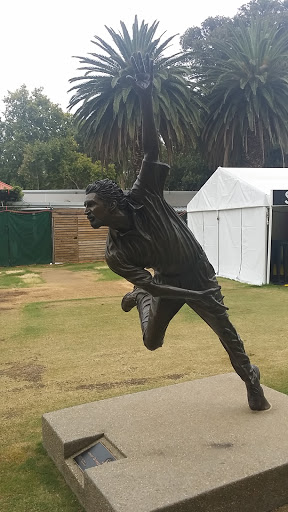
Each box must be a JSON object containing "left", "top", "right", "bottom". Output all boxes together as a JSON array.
[{"left": 0, "top": 266, "right": 132, "bottom": 309}]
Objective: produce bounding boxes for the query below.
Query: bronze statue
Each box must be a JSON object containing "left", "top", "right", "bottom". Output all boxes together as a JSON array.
[{"left": 84, "top": 53, "right": 270, "bottom": 411}]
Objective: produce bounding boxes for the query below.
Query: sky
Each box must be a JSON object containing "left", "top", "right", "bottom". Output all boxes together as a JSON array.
[{"left": 1, "top": 0, "right": 246, "bottom": 115}]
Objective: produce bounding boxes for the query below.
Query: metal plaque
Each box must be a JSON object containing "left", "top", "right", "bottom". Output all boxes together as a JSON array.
[{"left": 74, "top": 442, "right": 116, "bottom": 471}]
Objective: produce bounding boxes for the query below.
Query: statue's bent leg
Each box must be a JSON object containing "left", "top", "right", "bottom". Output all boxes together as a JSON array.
[
  {"left": 136, "top": 291, "right": 183, "bottom": 351},
  {"left": 188, "top": 296, "right": 270, "bottom": 410},
  {"left": 183, "top": 256, "right": 270, "bottom": 410},
  {"left": 191, "top": 299, "right": 254, "bottom": 382}
]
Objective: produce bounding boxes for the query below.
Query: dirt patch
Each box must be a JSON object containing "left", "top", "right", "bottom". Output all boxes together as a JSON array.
[
  {"left": 75, "top": 373, "right": 186, "bottom": 391},
  {"left": 75, "top": 377, "right": 149, "bottom": 391},
  {"left": 9, "top": 383, "right": 45, "bottom": 392},
  {"left": 0, "top": 266, "right": 132, "bottom": 309},
  {"left": 0, "top": 290, "right": 26, "bottom": 301},
  {"left": 2, "top": 409, "right": 20, "bottom": 420},
  {"left": 165, "top": 373, "right": 186, "bottom": 380},
  {"left": 0, "top": 362, "right": 46, "bottom": 383}
]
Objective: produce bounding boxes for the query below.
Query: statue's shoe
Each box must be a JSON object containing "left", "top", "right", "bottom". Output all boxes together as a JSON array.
[
  {"left": 121, "top": 288, "right": 138, "bottom": 312},
  {"left": 246, "top": 365, "right": 271, "bottom": 411}
]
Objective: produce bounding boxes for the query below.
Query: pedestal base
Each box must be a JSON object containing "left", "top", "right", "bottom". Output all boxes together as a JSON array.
[{"left": 42, "top": 373, "right": 288, "bottom": 512}]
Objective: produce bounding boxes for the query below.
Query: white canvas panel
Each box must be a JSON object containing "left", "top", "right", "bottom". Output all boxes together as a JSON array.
[
  {"left": 187, "top": 167, "right": 288, "bottom": 213},
  {"left": 187, "top": 211, "right": 204, "bottom": 248},
  {"left": 203, "top": 211, "right": 218, "bottom": 273},
  {"left": 239, "top": 207, "right": 267, "bottom": 285},
  {"left": 224, "top": 168, "right": 288, "bottom": 196},
  {"left": 187, "top": 168, "right": 270, "bottom": 212},
  {"left": 218, "top": 209, "right": 241, "bottom": 280}
]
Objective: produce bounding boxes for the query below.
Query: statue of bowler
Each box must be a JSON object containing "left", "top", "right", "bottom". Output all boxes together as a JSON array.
[{"left": 84, "top": 53, "right": 271, "bottom": 412}]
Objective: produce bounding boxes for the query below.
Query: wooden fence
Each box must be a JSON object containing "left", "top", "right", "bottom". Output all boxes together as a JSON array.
[{"left": 52, "top": 208, "right": 108, "bottom": 263}]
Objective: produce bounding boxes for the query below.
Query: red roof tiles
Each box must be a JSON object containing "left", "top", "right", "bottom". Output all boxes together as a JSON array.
[{"left": 0, "top": 181, "right": 13, "bottom": 190}]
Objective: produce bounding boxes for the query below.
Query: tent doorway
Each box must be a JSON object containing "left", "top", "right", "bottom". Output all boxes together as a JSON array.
[
  {"left": 0, "top": 210, "right": 52, "bottom": 267},
  {"left": 270, "top": 206, "right": 288, "bottom": 284}
]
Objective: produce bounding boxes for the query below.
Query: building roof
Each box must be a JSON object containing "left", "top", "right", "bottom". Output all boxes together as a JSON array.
[
  {"left": 16, "top": 189, "right": 197, "bottom": 211},
  {"left": 0, "top": 181, "right": 13, "bottom": 190}
]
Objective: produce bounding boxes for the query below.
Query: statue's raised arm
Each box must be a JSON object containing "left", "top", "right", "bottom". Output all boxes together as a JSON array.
[{"left": 127, "top": 52, "right": 159, "bottom": 162}]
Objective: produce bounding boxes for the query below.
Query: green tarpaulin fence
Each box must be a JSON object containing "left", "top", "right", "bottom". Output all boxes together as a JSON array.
[{"left": 0, "top": 210, "right": 52, "bottom": 266}]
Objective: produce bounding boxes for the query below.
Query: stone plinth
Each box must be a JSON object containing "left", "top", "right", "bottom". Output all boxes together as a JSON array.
[{"left": 42, "top": 374, "right": 288, "bottom": 512}]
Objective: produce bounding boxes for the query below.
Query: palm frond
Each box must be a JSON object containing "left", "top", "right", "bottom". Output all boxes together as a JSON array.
[
  {"left": 200, "top": 17, "right": 288, "bottom": 166},
  {"left": 69, "top": 17, "right": 202, "bottom": 165}
]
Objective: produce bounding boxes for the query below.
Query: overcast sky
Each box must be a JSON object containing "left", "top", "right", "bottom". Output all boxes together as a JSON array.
[{"left": 1, "top": 0, "right": 245, "bottom": 114}]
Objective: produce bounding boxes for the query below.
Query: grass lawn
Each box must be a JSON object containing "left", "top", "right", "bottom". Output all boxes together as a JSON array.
[
  {"left": 0, "top": 268, "right": 44, "bottom": 288},
  {"left": 0, "top": 263, "right": 288, "bottom": 512}
]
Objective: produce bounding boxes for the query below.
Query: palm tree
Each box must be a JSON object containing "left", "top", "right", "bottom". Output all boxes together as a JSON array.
[
  {"left": 199, "top": 19, "right": 288, "bottom": 167},
  {"left": 68, "top": 16, "right": 203, "bottom": 185}
]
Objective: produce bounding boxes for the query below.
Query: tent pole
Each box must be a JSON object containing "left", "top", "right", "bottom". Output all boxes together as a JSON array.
[
  {"left": 217, "top": 210, "right": 219, "bottom": 275},
  {"left": 266, "top": 205, "right": 273, "bottom": 284}
]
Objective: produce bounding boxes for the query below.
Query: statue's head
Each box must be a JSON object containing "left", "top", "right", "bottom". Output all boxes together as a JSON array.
[{"left": 84, "top": 179, "right": 128, "bottom": 229}]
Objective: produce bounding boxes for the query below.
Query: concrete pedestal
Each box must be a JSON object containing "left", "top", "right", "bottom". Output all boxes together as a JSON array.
[{"left": 42, "top": 374, "right": 288, "bottom": 512}]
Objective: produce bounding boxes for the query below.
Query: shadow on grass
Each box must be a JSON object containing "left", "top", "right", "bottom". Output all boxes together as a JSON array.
[{"left": 0, "top": 442, "right": 84, "bottom": 512}]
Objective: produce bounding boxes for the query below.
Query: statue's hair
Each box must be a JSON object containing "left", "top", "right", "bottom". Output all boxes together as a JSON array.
[{"left": 86, "top": 179, "right": 128, "bottom": 210}]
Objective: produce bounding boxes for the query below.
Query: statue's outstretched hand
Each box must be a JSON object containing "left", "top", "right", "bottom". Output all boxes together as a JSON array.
[{"left": 126, "top": 52, "right": 153, "bottom": 96}]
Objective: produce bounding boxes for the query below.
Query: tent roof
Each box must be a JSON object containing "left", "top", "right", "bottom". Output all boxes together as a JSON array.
[{"left": 187, "top": 167, "right": 288, "bottom": 212}]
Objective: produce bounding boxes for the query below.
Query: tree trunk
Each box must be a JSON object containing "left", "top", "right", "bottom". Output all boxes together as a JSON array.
[{"left": 242, "top": 129, "right": 264, "bottom": 168}]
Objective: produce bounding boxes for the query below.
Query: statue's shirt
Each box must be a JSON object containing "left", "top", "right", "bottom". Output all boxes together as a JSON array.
[{"left": 105, "top": 160, "right": 205, "bottom": 288}]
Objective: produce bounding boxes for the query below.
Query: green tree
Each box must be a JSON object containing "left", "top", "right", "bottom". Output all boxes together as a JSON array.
[
  {"left": 0, "top": 85, "right": 116, "bottom": 189},
  {"left": 18, "top": 137, "right": 75, "bottom": 189},
  {"left": 18, "top": 136, "right": 116, "bottom": 189},
  {"left": 0, "top": 85, "right": 74, "bottom": 186},
  {"left": 69, "top": 16, "right": 203, "bottom": 185},
  {"left": 62, "top": 154, "right": 116, "bottom": 189},
  {"left": 3, "top": 85, "right": 70, "bottom": 141},
  {"left": 181, "top": 0, "right": 288, "bottom": 64},
  {"left": 237, "top": 0, "right": 288, "bottom": 23},
  {"left": 198, "top": 19, "right": 288, "bottom": 167},
  {"left": 165, "top": 148, "right": 213, "bottom": 190},
  {"left": 181, "top": 16, "right": 233, "bottom": 68}
]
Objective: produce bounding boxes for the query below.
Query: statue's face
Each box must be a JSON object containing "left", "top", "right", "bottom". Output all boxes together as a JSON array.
[{"left": 84, "top": 192, "right": 112, "bottom": 229}]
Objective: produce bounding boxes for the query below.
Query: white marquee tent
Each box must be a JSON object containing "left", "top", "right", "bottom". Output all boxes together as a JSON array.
[{"left": 187, "top": 167, "right": 288, "bottom": 286}]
